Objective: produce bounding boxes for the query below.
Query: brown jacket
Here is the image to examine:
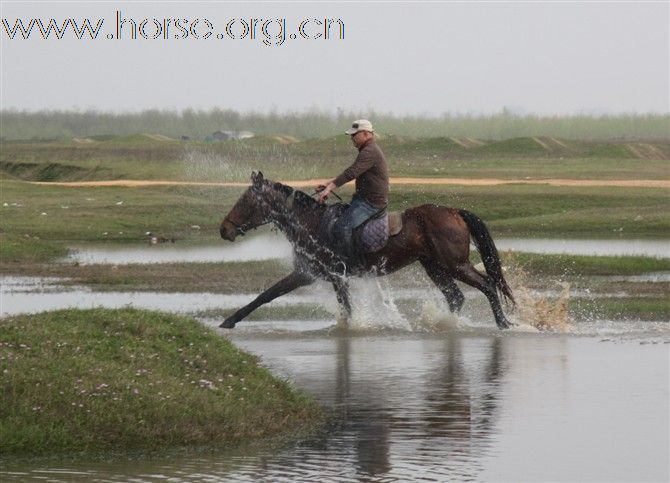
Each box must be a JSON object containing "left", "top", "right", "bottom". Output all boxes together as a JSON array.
[{"left": 333, "top": 140, "right": 389, "bottom": 208}]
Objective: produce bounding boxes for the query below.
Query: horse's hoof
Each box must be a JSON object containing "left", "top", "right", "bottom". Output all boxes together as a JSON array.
[
  {"left": 497, "top": 320, "right": 511, "bottom": 330},
  {"left": 219, "top": 317, "right": 237, "bottom": 329}
]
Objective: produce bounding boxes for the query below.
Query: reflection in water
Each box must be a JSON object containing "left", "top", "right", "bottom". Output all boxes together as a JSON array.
[
  {"left": 419, "top": 338, "right": 503, "bottom": 479},
  {"left": 337, "top": 336, "right": 391, "bottom": 477},
  {"left": 247, "top": 335, "right": 507, "bottom": 481}
]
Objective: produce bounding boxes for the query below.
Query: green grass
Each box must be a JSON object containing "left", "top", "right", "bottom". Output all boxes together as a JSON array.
[
  {"left": 1, "top": 132, "right": 668, "bottom": 266},
  {"left": 2, "top": 134, "right": 669, "bottom": 182},
  {"left": 0, "top": 308, "right": 321, "bottom": 457},
  {"left": 389, "top": 184, "right": 670, "bottom": 237},
  {"left": 0, "top": 179, "right": 241, "bottom": 243},
  {"left": 0, "top": 234, "right": 69, "bottom": 264},
  {"left": 0, "top": 177, "right": 668, "bottom": 266},
  {"left": 0, "top": 259, "right": 293, "bottom": 294},
  {"left": 570, "top": 297, "right": 670, "bottom": 321},
  {"left": 507, "top": 253, "right": 670, "bottom": 276}
]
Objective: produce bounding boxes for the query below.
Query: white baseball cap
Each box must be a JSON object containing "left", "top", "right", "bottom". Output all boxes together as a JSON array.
[{"left": 345, "top": 119, "right": 374, "bottom": 135}]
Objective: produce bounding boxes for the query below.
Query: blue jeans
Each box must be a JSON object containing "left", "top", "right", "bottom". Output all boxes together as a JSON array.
[{"left": 332, "top": 194, "right": 381, "bottom": 257}]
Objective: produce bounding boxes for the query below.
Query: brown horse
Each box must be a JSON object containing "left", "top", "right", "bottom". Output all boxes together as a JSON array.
[{"left": 219, "top": 172, "right": 514, "bottom": 329}]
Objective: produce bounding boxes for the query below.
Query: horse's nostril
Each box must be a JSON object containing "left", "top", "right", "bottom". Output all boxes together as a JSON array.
[{"left": 220, "top": 221, "right": 235, "bottom": 241}]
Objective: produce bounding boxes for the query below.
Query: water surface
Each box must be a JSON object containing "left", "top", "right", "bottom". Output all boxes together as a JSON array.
[
  {"left": 2, "top": 333, "right": 668, "bottom": 482},
  {"left": 63, "top": 235, "right": 670, "bottom": 265}
]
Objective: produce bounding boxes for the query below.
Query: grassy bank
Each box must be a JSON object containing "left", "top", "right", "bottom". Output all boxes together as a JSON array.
[
  {"left": 570, "top": 297, "right": 670, "bottom": 321},
  {"left": 508, "top": 253, "right": 670, "bottom": 276},
  {"left": 0, "top": 259, "right": 292, "bottom": 294},
  {"left": 1, "top": 180, "right": 668, "bottom": 260},
  {"left": 0, "top": 308, "right": 321, "bottom": 457},
  {"left": 0, "top": 234, "right": 69, "bottom": 264},
  {"left": 2, "top": 254, "right": 668, "bottom": 294},
  {"left": 2, "top": 135, "right": 669, "bottom": 183}
]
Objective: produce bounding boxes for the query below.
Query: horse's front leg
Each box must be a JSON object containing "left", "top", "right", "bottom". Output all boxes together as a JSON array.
[
  {"left": 332, "top": 278, "right": 352, "bottom": 327},
  {"left": 220, "top": 271, "right": 314, "bottom": 328}
]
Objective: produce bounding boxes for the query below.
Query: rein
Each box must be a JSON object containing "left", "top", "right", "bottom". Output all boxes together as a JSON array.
[
  {"left": 226, "top": 183, "right": 342, "bottom": 237},
  {"left": 310, "top": 189, "right": 343, "bottom": 202},
  {"left": 225, "top": 216, "right": 272, "bottom": 236}
]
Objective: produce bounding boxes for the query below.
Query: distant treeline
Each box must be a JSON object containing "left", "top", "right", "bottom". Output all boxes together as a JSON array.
[{"left": 1, "top": 109, "right": 668, "bottom": 141}]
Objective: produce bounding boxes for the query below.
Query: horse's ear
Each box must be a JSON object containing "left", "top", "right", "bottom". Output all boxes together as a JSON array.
[{"left": 251, "top": 171, "right": 264, "bottom": 185}]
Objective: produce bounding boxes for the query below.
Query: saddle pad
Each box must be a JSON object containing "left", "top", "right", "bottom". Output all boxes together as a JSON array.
[
  {"left": 359, "top": 214, "right": 389, "bottom": 253},
  {"left": 319, "top": 205, "right": 403, "bottom": 255},
  {"left": 388, "top": 211, "right": 402, "bottom": 236}
]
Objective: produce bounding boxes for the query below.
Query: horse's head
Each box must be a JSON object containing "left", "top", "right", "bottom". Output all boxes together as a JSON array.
[{"left": 220, "top": 171, "right": 276, "bottom": 241}]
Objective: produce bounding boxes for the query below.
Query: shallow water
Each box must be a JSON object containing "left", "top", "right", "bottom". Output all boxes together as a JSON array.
[
  {"left": 0, "top": 276, "right": 316, "bottom": 318},
  {"left": 2, "top": 333, "right": 668, "bottom": 482},
  {"left": 2, "top": 273, "right": 668, "bottom": 481},
  {"left": 63, "top": 235, "right": 670, "bottom": 265},
  {"left": 65, "top": 233, "right": 293, "bottom": 265},
  {"left": 496, "top": 237, "right": 670, "bottom": 258}
]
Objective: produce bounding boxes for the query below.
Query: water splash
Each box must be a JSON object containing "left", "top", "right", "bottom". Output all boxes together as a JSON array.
[
  {"left": 181, "top": 148, "right": 249, "bottom": 183},
  {"left": 345, "top": 277, "right": 412, "bottom": 332},
  {"left": 503, "top": 255, "right": 574, "bottom": 333},
  {"left": 409, "top": 298, "right": 462, "bottom": 332},
  {"left": 514, "top": 282, "right": 573, "bottom": 332},
  {"left": 180, "top": 143, "right": 318, "bottom": 184}
]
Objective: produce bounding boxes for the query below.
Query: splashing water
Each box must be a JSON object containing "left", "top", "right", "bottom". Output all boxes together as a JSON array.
[
  {"left": 514, "top": 282, "right": 573, "bottom": 332},
  {"left": 503, "top": 256, "right": 574, "bottom": 332},
  {"left": 181, "top": 148, "right": 250, "bottom": 183},
  {"left": 410, "top": 298, "right": 463, "bottom": 332},
  {"left": 180, "top": 144, "right": 319, "bottom": 183},
  {"left": 345, "top": 277, "right": 412, "bottom": 332}
]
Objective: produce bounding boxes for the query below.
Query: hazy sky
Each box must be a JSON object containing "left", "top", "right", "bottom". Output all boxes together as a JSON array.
[{"left": 1, "top": 1, "right": 668, "bottom": 115}]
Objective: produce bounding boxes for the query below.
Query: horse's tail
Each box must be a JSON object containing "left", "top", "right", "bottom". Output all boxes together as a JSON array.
[{"left": 458, "top": 209, "right": 515, "bottom": 307}]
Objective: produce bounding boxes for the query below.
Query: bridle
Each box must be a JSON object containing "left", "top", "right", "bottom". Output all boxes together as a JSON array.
[
  {"left": 224, "top": 185, "right": 341, "bottom": 236},
  {"left": 224, "top": 215, "right": 273, "bottom": 236}
]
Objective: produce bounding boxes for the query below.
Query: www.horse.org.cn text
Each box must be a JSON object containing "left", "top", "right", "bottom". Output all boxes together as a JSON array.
[{"left": 2, "top": 11, "right": 346, "bottom": 46}]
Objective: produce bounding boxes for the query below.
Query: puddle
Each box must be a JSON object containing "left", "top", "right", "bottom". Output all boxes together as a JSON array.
[
  {"left": 602, "top": 272, "right": 670, "bottom": 282},
  {"left": 0, "top": 277, "right": 323, "bottom": 318},
  {"left": 64, "top": 233, "right": 293, "bottom": 265},
  {"left": 62, "top": 235, "right": 669, "bottom": 266},
  {"left": 497, "top": 237, "right": 670, "bottom": 258}
]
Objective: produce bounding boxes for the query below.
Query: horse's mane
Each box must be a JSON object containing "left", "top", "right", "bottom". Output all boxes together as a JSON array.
[{"left": 268, "top": 180, "right": 325, "bottom": 212}]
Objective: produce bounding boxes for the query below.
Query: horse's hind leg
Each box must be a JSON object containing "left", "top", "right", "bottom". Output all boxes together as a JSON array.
[
  {"left": 420, "top": 259, "right": 465, "bottom": 313},
  {"left": 452, "top": 262, "right": 510, "bottom": 329}
]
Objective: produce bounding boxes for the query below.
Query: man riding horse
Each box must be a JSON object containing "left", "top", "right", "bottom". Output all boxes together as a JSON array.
[
  {"left": 218, "top": 121, "right": 515, "bottom": 330},
  {"left": 316, "top": 119, "right": 389, "bottom": 264}
]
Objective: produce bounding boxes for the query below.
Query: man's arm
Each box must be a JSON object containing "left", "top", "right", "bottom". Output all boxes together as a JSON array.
[
  {"left": 316, "top": 178, "right": 337, "bottom": 203},
  {"left": 317, "top": 146, "right": 374, "bottom": 204},
  {"left": 333, "top": 148, "right": 375, "bottom": 187}
]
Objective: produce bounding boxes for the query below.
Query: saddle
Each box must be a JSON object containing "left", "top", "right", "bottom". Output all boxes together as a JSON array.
[{"left": 319, "top": 203, "right": 402, "bottom": 255}]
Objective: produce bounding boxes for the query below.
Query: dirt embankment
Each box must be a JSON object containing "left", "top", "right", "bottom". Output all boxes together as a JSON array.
[{"left": 31, "top": 178, "right": 670, "bottom": 189}]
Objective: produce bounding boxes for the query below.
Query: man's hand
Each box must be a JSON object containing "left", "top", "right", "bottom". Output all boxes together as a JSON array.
[{"left": 316, "top": 181, "right": 336, "bottom": 204}]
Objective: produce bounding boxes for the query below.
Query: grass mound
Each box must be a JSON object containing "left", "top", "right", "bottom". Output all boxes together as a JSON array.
[{"left": 0, "top": 308, "right": 320, "bottom": 457}]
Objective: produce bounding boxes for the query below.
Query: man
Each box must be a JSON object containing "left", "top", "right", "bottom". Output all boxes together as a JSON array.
[{"left": 317, "top": 119, "right": 389, "bottom": 262}]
